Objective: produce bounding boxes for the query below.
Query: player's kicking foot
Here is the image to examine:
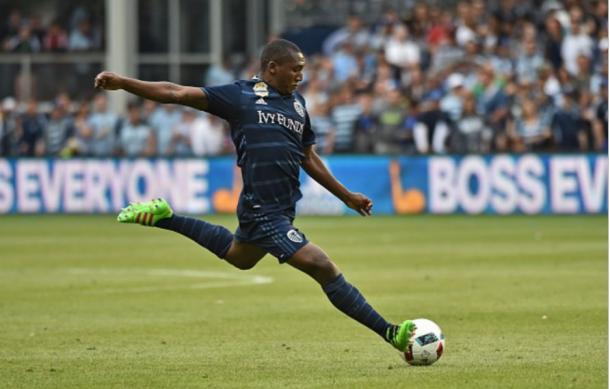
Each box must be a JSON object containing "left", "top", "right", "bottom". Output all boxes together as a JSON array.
[
  {"left": 117, "top": 198, "right": 173, "bottom": 226},
  {"left": 386, "top": 320, "right": 417, "bottom": 352}
]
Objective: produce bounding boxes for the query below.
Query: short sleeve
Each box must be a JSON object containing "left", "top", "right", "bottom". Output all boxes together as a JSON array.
[
  {"left": 302, "top": 112, "right": 316, "bottom": 146},
  {"left": 202, "top": 82, "right": 241, "bottom": 122}
]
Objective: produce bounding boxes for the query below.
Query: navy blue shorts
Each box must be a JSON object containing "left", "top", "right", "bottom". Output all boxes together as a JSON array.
[{"left": 234, "top": 211, "right": 308, "bottom": 263}]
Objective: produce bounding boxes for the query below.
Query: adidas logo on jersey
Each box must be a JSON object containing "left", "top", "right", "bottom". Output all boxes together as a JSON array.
[{"left": 256, "top": 97, "right": 267, "bottom": 105}]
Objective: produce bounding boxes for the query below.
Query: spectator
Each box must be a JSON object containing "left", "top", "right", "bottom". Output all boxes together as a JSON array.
[
  {"left": 168, "top": 110, "right": 195, "bottom": 157},
  {"left": 330, "top": 85, "right": 362, "bottom": 153},
  {"left": 573, "top": 54, "right": 593, "bottom": 92},
  {"left": 148, "top": 104, "right": 182, "bottom": 156},
  {"left": 43, "top": 104, "right": 73, "bottom": 156},
  {"left": 4, "top": 24, "right": 41, "bottom": 52},
  {"left": 1, "top": 9, "right": 22, "bottom": 44},
  {"left": 489, "top": 41, "right": 514, "bottom": 78},
  {"left": 455, "top": 1, "right": 478, "bottom": 47},
  {"left": 372, "top": 61, "right": 400, "bottom": 101},
  {"left": 429, "top": 28, "right": 465, "bottom": 73},
  {"left": 473, "top": 65, "right": 510, "bottom": 150},
  {"left": 577, "top": 90, "right": 599, "bottom": 150},
  {"left": 18, "top": 100, "right": 46, "bottom": 156},
  {"left": 384, "top": 24, "right": 421, "bottom": 71},
  {"left": 515, "top": 37, "right": 545, "bottom": 84},
  {"left": 68, "top": 19, "right": 99, "bottom": 51},
  {"left": 0, "top": 97, "right": 19, "bottom": 156},
  {"left": 205, "top": 56, "right": 234, "bottom": 86},
  {"left": 441, "top": 73, "right": 466, "bottom": 123},
  {"left": 71, "top": 102, "right": 93, "bottom": 156},
  {"left": 451, "top": 92, "right": 491, "bottom": 153},
  {"left": 189, "top": 113, "right": 227, "bottom": 157},
  {"left": 551, "top": 92, "right": 588, "bottom": 151},
  {"left": 302, "top": 75, "right": 329, "bottom": 112},
  {"left": 88, "top": 94, "right": 119, "bottom": 156},
  {"left": 369, "top": 10, "right": 398, "bottom": 51},
  {"left": 372, "top": 89, "right": 411, "bottom": 154},
  {"left": 43, "top": 21, "right": 68, "bottom": 52},
  {"left": 118, "top": 103, "right": 155, "bottom": 157},
  {"left": 561, "top": 16, "right": 594, "bottom": 76},
  {"left": 414, "top": 92, "right": 450, "bottom": 154},
  {"left": 543, "top": 13, "right": 564, "bottom": 70},
  {"left": 322, "top": 15, "right": 370, "bottom": 56},
  {"left": 331, "top": 41, "right": 358, "bottom": 83},
  {"left": 538, "top": 64, "right": 562, "bottom": 104},
  {"left": 353, "top": 93, "right": 377, "bottom": 153},
  {"left": 509, "top": 98, "right": 552, "bottom": 152},
  {"left": 309, "top": 101, "right": 335, "bottom": 155},
  {"left": 29, "top": 14, "right": 45, "bottom": 43}
]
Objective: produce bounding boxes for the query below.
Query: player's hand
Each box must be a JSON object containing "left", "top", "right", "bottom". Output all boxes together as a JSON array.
[
  {"left": 345, "top": 192, "right": 373, "bottom": 217},
  {"left": 94, "top": 71, "right": 123, "bottom": 90}
]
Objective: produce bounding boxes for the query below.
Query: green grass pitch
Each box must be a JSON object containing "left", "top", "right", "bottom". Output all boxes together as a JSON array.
[{"left": 0, "top": 214, "right": 607, "bottom": 388}]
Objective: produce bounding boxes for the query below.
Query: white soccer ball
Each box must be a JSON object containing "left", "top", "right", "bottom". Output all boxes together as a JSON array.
[{"left": 401, "top": 318, "right": 445, "bottom": 366}]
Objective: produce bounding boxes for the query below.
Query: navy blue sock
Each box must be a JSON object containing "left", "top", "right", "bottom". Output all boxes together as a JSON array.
[
  {"left": 323, "top": 274, "right": 392, "bottom": 340},
  {"left": 156, "top": 215, "right": 233, "bottom": 258}
]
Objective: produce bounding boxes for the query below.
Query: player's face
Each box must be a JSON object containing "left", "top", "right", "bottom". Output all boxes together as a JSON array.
[{"left": 270, "top": 52, "right": 305, "bottom": 95}]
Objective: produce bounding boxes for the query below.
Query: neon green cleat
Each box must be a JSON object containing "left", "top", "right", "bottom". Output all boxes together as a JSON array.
[
  {"left": 386, "top": 320, "right": 417, "bottom": 352},
  {"left": 117, "top": 198, "right": 173, "bottom": 226}
]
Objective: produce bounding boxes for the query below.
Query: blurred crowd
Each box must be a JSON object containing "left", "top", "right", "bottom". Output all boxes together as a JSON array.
[
  {"left": 0, "top": 0, "right": 607, "bottom": 157},
  {"left": 0, "top": 94, "right": 232, "bottom": 158},
  {"left": 1, "top": 6, "right": 102, "bottom": 53}
]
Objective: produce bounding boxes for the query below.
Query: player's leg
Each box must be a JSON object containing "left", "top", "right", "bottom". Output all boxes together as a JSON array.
[
  {"left": 117, "top": 198, "right": 265, "bottom": 269},
  {"left": 287, "top": 242, "right": 415, "bottom": 351},
  {"left": 223, "top": 240, "right": 267, "bottom": 270}
]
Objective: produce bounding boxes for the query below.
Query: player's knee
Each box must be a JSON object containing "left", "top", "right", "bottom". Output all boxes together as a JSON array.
[
  {"left": 309, "top": 252, "right": 337, "bottom": 275},
  {"left": 233, "top": 262, "right": 255, "bottom": 270},
  {"left": 227, "top": 256, "right": 258, "bottom": 270}
]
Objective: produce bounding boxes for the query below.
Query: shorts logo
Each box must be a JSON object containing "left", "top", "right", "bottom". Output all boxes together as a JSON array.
[
  {"left": 287, "top": 229, "right": 303, "bottom": 243},
  {"left": 293, "top": 100, "right": 305, "bottom": 117}
]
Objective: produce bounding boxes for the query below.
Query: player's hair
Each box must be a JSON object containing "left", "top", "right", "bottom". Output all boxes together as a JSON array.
[{"left": 260, "top": 39, "right": 302, "bottom": 71}]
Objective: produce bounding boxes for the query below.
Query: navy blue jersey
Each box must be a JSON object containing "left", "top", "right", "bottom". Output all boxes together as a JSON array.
[{"left": 203, "top": 79, "right": 315, "bottom": 214}]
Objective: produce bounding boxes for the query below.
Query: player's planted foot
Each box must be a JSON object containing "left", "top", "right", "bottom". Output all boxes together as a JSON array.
[
  {"left": 386, "top": 320, "right": 417, "bottom": 352},
  {"left": 117, "top": 198, "right": 173, "bottom": 226}
]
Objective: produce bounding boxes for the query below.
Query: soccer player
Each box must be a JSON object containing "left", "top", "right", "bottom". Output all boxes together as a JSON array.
[{"left": 94, "top": 39, "right": 414, "bottom": 353}]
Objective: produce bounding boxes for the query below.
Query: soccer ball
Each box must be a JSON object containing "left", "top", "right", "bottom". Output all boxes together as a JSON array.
[{"left": 401, "top": 318, "right": 445, "bottom": 366}]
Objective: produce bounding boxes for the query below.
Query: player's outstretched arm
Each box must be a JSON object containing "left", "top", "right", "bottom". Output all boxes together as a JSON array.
[
  {"left": 94, "top": 71, "right": 208, "bottom": 111},
  {"left": 301, "top": 145, "right": 372, "bottom": 216}
]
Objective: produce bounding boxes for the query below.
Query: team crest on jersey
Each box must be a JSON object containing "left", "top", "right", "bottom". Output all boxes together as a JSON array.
[
  {"left": 287, "top": 229, "right": 303, "bottom": 243},
  {"left": 293, "top": 100, "right": 305, "bottom": 117},
  {"left": 253, "top": 82, "right": 269, "bottom": 97}
]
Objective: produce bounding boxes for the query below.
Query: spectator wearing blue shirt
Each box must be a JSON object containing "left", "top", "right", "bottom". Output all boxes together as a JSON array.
[
  {"left": 88, "top": 93, "right": 118, "bottom": 156},
  {"left": 149, "top": 104, "right": 182, "bottom": 156},
  {"left": 473, "top": 65, "right": 510, "bottom": 151},
  {"left": 119, "top": 103, "right": 154, "bottom": 157},
  {"left": 330, "top": 85, "right": 362, "bottom": 153},
  {"left": 43, "top": 104, "right": 74, "bottom": 156},
  {"left": 515, "top": 37, "right": 545, "bottom": 84},
  {"left": 331, "top": 41, "right": 359, "bottom": 83},
  {"left": 205, "top": 56, "right": 235, "bottom": 87}
]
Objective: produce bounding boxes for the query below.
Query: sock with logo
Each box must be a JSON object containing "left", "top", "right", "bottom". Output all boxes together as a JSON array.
[
  {"left": 156, "top": 215, "right": 233, "bottom": 258},
  {"left": 322, "top": 274, "right": 392, "bottom": 339}
]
